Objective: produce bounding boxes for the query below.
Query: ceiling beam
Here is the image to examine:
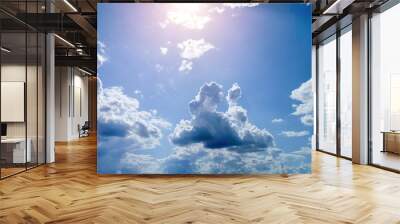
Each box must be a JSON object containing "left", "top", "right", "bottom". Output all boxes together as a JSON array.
[
  {"left": 55, "top": 55, "right": 96, "bottom": 72},
  {"left": 67, "top": 13, "right": 97, "bottom": 46}
]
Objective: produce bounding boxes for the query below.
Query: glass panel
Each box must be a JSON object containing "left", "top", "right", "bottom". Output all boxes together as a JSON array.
[
  {"left": 27, "top": 31, "right": 38, "bottom": 169},
  {"left": 1, "top": 31, "right": 27, "bottom": 177},
  {"left": 26, "top": 0, "right": 39, "bottom": 169},
  {"left": 340, "top": 28, "right": 352, "bottom": 158},
  {"left": 371, "top": 3, "right": 400, "bottom": 171},
  {"left": 38, "top": 33, "right": 45, "bottom": 165},
  {"left": 311, "top": 46, "right": 317, "bottom": 150},
  {"left": 0, "top": 1, "right": 46, "bottom": 179},
  {"left": 318, "top": 36, "right": 337, "bottom": 154}
]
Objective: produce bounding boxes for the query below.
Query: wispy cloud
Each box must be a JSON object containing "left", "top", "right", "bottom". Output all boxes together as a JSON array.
[
  {"left": 155, "top": 64, "right": 164, "bottom": 73},
  {"left": 179, "top": 60, "right": 193, "bottom": 72},
  {"left": 178, "top": 39, "right": 214, "bottom": 60},
  {"left": 97, "top": 41, "right": 108, "bottom": 68},
  {"left": 281, "top": 130, "right": 309, "bottom": 137},
  {"left": 272, "top": 118, "right": 284, "bottom": 123},
  {"left": 177, "top": 39, "right": 214, "bottom": 72},
  {"left": 134, "top": 89, "right": 143, "bottom": 98},
  {"left": 208, "top": 6, "right": 225, "bottom": 14},
  {"left": 222, "top": 3, "right": 260, "bottom": 9},
  {"left": 119, "top": 144, "right": 310, "bottom": 174},
  {"left": 160, "top": 47, "right": 168, "bottom": 55},
  {"left": 209, "top": 3, "right": 259, "bottom": 15}
]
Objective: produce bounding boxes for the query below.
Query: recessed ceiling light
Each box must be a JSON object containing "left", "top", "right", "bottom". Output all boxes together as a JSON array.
[
  {"left": 78, "top": 67, "right": 93, "bottom": 76},
  {"left": 323, "top": 0, "right": 354, "bottom": 15},
  {"left": 63, "top": 0, "right": 78, "bottom": 12},
  {"left": 1, "top": 47, "right": 11, "bottom": 53},
  {"left": 54, "top": 34, "right": 75, "bottom": 48}
]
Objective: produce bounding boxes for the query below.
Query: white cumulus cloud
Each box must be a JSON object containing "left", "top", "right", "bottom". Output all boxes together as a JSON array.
[
  {"left": 226, "top": 83, "right": 241, "bottom": 106},
  {"left": 98, "top": 79, "right": 171, "bottom": 152},
  {"left": 99, "top": 80, "right": 311, "bottom": 174},
  {"left": 290, "top": 79, "right": 313, "bottom": 126},
  {"left": 170, "top": 82, "right": 274, "bottom": 152}
]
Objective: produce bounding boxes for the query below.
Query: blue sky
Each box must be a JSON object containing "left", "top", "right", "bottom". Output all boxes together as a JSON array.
[{"left": 97, "top": 3, "right": 312, "bottom": 174}]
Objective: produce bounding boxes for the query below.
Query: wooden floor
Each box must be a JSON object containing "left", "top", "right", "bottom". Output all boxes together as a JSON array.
[
  {"left": 1, "top": 136, "right": 400, "bottom": 223},
  {"left": 372, "top": 150, "right": 400, "bottom": 171},
  {"left": 1, "top": 167, "right": 26, "bottom": 178}
]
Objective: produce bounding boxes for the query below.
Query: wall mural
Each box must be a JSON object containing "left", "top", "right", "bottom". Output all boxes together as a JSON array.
[{"left": 97, "top": 3, "right": 312, "bottom": 174}]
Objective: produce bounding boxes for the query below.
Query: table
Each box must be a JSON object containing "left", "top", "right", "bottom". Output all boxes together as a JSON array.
[
  {"left": 381, "top": 131, "right": 400, "bottom": 154},
  {"left": 1, "top": 138, "right": 31, "bottom": 163}
]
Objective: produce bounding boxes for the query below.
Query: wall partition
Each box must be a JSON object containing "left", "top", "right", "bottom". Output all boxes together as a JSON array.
[
  {"left": 0, "top": 2, "right": 47, "bottom": 179},
  {"left": 54, "top": 67, "right": 89, "bottom": 142},
  {"left": 0, "top": 31, "right": 28, "bottom": 177},
  {"left": 98, "top": 3, "right": 312, "bottom": 174}
]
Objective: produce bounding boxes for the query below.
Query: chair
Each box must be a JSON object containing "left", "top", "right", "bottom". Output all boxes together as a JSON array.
[{"left": 79, "top": 121, "right": 90, "bottom": 138}]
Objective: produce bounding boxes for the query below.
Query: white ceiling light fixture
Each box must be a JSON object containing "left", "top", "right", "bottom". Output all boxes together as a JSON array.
[
  {"left": 63, "top": 0, "right": 78, "bottom": 12},
  {"left": 323, "top": 0, "right": 355, "bottom": 15},
  {"left": 78, "top": 67, "right": 93, "bottom": 76},
  {"left": 76, "top": 48, "right": 84, "bottom": 55},
  {"left": 54, "top": 34, "right": 75, "bottom": 48},
  {"left": 1, "top": 47, "right": 11, "bottom": 53}
]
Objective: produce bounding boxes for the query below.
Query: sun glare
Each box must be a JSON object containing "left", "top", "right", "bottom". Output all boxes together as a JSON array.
[
  {"left": 164, "top": 4, "right": 211, "bottom": 30},
  {"left": 170, "top": 3, "right": 205, "bottom": 13}
]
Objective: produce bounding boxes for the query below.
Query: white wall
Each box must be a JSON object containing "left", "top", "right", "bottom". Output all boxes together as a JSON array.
[
  {"left": 1, "top": 66, "right": 26, "bottom": 138},
  {"left": 1, "top": 65, "right": 40, "bottom": 137},
  {"left": 55, "top": 67, "right": 89, "bottom": 141},
  {"left": 73, "top": 73, "right": 89, "bottom": 137}
]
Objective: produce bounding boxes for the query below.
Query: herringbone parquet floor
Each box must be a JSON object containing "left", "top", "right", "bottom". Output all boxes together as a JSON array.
[{"left": 1, "top": 135, "right": 400, "bottom": 224}]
